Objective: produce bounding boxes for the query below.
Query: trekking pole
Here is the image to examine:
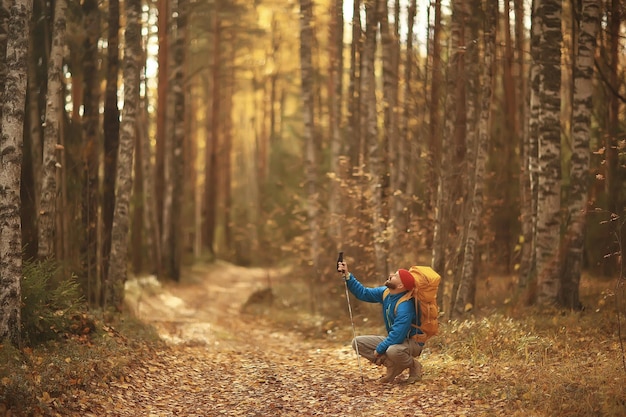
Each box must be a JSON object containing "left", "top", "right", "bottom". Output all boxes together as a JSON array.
[{"left": 337, "top": 252, "right": 365, "bottom": 383}]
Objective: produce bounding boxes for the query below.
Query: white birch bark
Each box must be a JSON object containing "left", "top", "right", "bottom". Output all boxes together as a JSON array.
[
  {"left": 38, "top": 0, "right": 67, "bottom": 259},
  {"left": 535, "top": 0, "right": 563, "bottom": 305},
  {"left": 106, "top": 0, "right": 142, "bottom": 309},
  {"left": 561, "top": 0, "right": 600, "bottom": 308},
  {"left": 0, "top": 0, "right": 33, "bottom": 346}
]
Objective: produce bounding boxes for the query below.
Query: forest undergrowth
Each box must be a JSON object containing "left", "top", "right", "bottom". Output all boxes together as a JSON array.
[{"left": 1, "top": 262, "right": 625, "bottom": 416}]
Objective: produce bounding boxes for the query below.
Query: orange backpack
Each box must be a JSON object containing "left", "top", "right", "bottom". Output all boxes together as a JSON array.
[{"left": 383, "top": 266, "right": 441, "bottom": 343}]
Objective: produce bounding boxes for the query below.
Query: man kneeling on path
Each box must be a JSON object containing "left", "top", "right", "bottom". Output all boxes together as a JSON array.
[{"left": 338, "top": 261, "right": 423, "bottom": 384}]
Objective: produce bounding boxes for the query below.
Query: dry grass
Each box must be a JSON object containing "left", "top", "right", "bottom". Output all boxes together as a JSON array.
[{"left": 262, "top": 270, "right": 626, "bottom": 416}]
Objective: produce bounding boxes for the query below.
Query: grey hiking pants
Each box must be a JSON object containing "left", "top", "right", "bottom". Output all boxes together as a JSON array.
[{"left": 352, "top": 335, "right": 422, "bottom": 374}]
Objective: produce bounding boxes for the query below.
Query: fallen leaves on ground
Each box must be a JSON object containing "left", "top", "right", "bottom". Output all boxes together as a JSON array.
[
  {"left": 6, "top": 263, "right": 624, "bottom": 416},
  {"left": 57, "top": 263, "right": 513, "bottom": 417}
]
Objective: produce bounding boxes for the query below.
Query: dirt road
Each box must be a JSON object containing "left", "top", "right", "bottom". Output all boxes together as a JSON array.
[{"left": 80, "top": 262, "right": 506, "bottom": 417}]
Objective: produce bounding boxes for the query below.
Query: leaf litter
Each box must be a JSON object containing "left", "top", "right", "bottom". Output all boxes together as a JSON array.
[{"left": 41, "top": 264, "right": 623, "bottom": 416}]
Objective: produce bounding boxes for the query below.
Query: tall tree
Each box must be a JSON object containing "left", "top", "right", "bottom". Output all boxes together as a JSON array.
[
  {"left": 560, "top": 0, "right": 600, "bottom": 309},
  {"left": 0, "top": 0, "right": 33, "bottom": 346},
  {"left": 453, "top": 0, "right": 497, "bottom": 318},
  {"left": 535, "top": 0, "right": 562, "bottom": 304},
  {"left": 38, "top": 0, "right": 67, "bottom": 259},
  {"left": 0, "top": 0, "right": 7, "bottom": 107},
  {"left": 395, "top": 0, "right": 416, "bottom": 242},
  {"left": 82, "top": 0, "right": 101, "bottom": 305},
  {"left": 106, "top": 0, "right": 142, "bottom": 309},
  {"left": 380, "top": 0, "right": 400, "bottom": 264},
  {"left": 362, "top": 0, "right": 386, "bottom": 277},
  {"left": 427, "top": 0, "right": 442, "bottom": 217},
  {"left": 162, "top": 0, "right": 186, "bottom": 280},
  {"left": 203, "top": 6, "right": 220, "bottom": 256},
  {"left": 433, "top": 0, "right": 464, "bottom": 311},
  {"left": 102, "top": 0, "right": 120, "bottom": 298},
  {"left": 347, "top": 0, "right": 362, "bottom": 172},
  {"left": 328, "top": 0, "right": 343, "bottom": 249},
  {"left": 299, "top": 0, "right": 320, "bottom": 311},
  {"left": 518, "top": 0, "right": 535, "bottom": 291},
  {"left": 603, "top": 0, "right": 623, "bottom": 271}
]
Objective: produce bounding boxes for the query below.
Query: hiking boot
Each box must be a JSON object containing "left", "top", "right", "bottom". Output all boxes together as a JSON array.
[
  {"left": 406, "top": 359, "right": 423, "bottom": 384},
  {"left": 379, "top": 366, "right": 403, "bottom": 384}
]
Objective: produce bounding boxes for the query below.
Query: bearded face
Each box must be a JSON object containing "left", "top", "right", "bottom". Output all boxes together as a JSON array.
[
  {"left": 385, "top": 271, "right": 400, "bottom": 289},
  {"left": 385, "top": 280, "right": 398, "bottom": 289}
]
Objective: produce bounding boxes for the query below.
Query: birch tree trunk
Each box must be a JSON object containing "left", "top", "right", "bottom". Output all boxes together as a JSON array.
[
  {"left": 453, "top": 0, "right": 496, "bottom": 318},
  {"left": 0, "top": 0, "right": 7, "bottom": 108},
  {"left": 299, "top": 0, "right": 320, "bottom": 312},
  {"left": 0, "top": 0, "right": 32, "bottom": 346},
  {"left": 560, "top": 0, "right": 600, "bottom": 309},
  {"left": 38, "top": 0, "right": 67, "bottom": 259},
  {"left": 535, "top": 0, "right": 562, "bottom": 305},
  {"left": 106, "top": 0, "right": 141, "bottom": 309}
]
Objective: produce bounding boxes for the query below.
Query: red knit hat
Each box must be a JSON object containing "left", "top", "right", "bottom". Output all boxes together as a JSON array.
[{"left": 398, "top": 269, "right": 415, "bottom": 291}]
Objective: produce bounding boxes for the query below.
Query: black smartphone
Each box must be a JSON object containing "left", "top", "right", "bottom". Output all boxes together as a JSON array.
[{"left": 337, "top": 252, "right": 344, "bottom": 271}]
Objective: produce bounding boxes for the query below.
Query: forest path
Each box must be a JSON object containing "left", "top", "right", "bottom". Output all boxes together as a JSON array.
[{"left": 82, "top": 262, "right": 507, "bottom": 417}]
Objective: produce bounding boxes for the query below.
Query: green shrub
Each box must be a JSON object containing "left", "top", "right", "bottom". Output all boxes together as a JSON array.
[{"left": 21, "top": 259, "right": 85, "bottom": 344}]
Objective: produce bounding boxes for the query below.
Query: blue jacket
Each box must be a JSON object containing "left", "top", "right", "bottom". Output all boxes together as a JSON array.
[{"left": 345, "top": 273, "right": 420, "bottom": 354}]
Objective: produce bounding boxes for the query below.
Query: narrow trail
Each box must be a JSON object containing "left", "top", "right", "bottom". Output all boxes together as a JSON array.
[{"left": 79, "top": 262, "right": 507, "bottom": 417}]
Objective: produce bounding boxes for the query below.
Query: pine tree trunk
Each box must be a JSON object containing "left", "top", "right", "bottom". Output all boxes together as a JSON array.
[
  {"left": 535, "top": 0, "right": 562, "bottom": 305},
  {"left": 203, "top": 9, "right": 220, "bottom": 256},
  {"left": 24, "top": 34, "right": 43, "bottom": 262},
  {"left": 155, "top": 0, "right": 169, "bottom": 244},
  {"left": 519, "top": 0, "right": 542, "bottom": 290},
  {"left": 518, "top": 0, "right": 535, "bottom": 290},
  {"left": 328, "top": 0, "right": 343, "bottom": 249},
  {"left": 0, "top": 0, "right": 32, "bottom": 347},
  {"left": 395, "top": 0, "right": 416, "bottom": 243},
  {"left": 106, "top": 0, "right": 141, "bottom": 309},
  {"left": 380, "top": 0, "right": 400, "bottom": 265},
  {"left": 102, "top": 0, "right": 120, "bottom": 299},
  {"left": 427, "top": 0, "right": 442, "bottom": 278},
  {"left": 560, "top": 0, "right": 600, "bottom": 309},
  {"left": 38, "top": 0, "right": 67, "bottom": 259},
  {"left": 300, "top": 0, "right": 320, "bottom": 312},
  {"left": 222, "top": 47, "right": 235, "bottom": 253},
  {"left": 162, "top": 0, "right": 186, "bottom": 280},
  {"left": 361, "top": 0, "right": 385, "bottom": 277},
  {"left": 138, "top": 102, "right": 161, "bottom": 275},
  {"left": 347, "top": 0, "right": 362, "bottom": 171},
  {"left": 82, "top": 0, "right": 101, "bottom": 305}
]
